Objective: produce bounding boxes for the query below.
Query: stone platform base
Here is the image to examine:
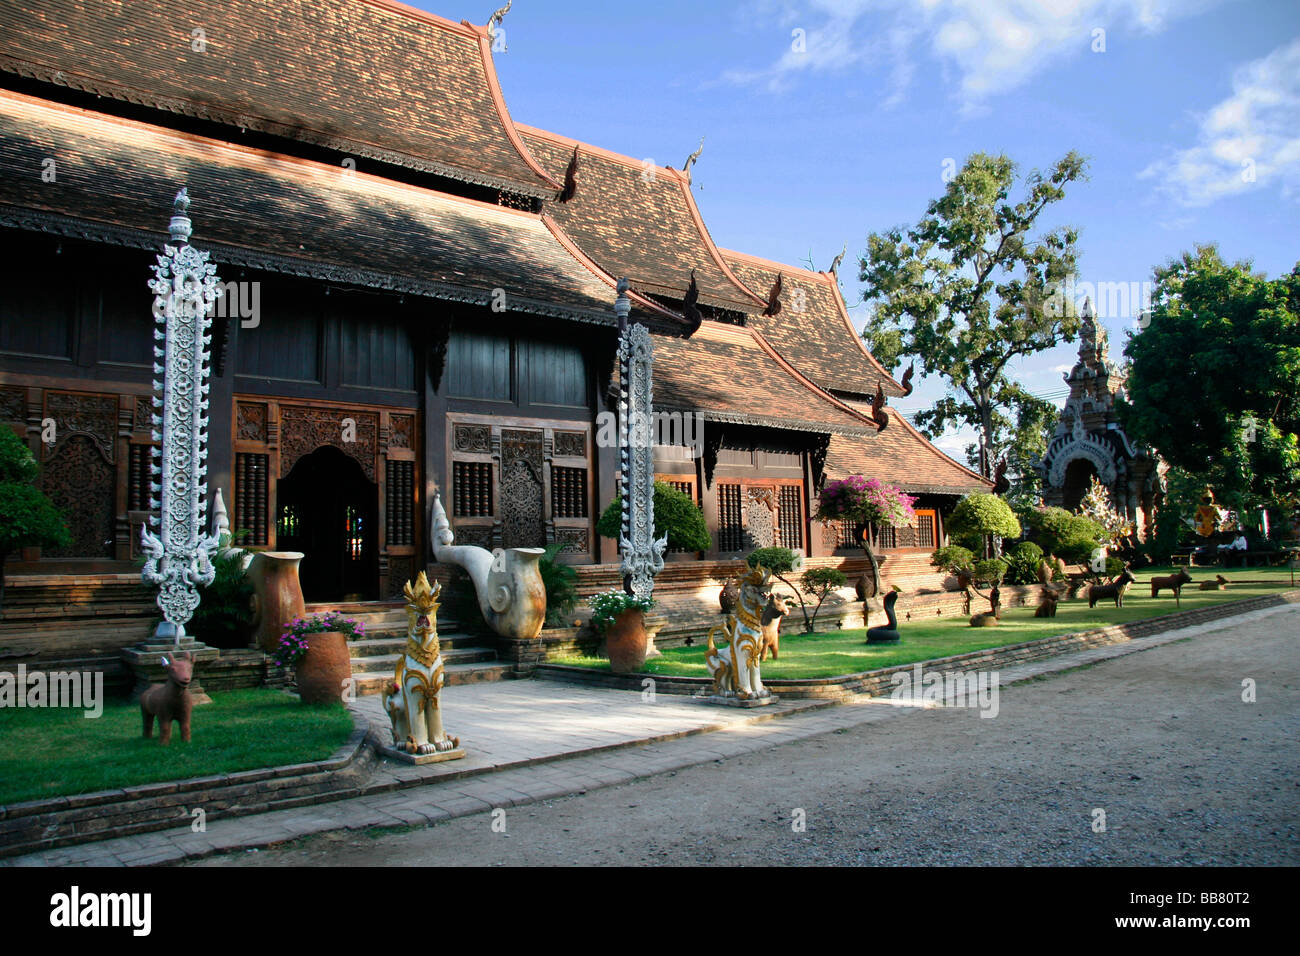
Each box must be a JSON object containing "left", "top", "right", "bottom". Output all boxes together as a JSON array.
[
  {"left": 377, "top": 744, "right": 468, "bottom": 765},
  {"left": 693, "top": 693, "right": 780, "bottom": 708}
]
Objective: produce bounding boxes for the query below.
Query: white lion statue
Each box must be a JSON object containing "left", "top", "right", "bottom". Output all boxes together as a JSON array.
[
  {"left": 382, "top": 571, "right": 460, "bottom": 755},
  {"left": 705, "top": 564, "right": 775, "bottom": 701}
]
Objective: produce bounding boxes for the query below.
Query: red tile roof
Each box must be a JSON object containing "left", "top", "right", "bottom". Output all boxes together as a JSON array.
[
  {"left": 826, "top": 408, "right": 989, "bottom": 495},
  {"left": 0, "top": 89, "right": 670, "bottom": 326},
  {"left": 0, "top": 0, "right": 559, "bottom": 196},
  {"left": 518, "top": 125, "right": 768, "bottom": 314},
  {"left": 721, "top": 249, "right": 904, "bottom": 399}
]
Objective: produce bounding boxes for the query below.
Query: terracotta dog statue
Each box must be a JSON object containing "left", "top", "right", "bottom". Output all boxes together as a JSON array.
[
  {"left": 1034, "top": 586, "right": 1061, "bottom": 617},
  {"left": 758, "top": 592, "right": 791, "bottom": 661},
  {"left": 140, "top": 651, "right": 194, "bottom": 745},
  {"left": 1088, "top": 567, "right": 1136, "bottom": 609},
  {"left": 1199, "top": 574, "right": 1229, "bottom": 591},
  {"left": 1151, "top": 568, "right": 1193, "bottom": 606}
]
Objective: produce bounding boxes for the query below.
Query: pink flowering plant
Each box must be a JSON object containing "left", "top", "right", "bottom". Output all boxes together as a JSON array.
[
  {"left": 815, "top": 476, "right": 917, "bottom": 529},
  {"left": 271, "top": 611, "right": 365, "bottom": 668}
]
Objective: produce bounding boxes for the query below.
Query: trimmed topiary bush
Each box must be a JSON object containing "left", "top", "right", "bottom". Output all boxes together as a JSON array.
[
  {"left": 1023, "top": 506, "right": 1106, "bottom": 566},
  {"left": 930, "top": 544, "right": 976, "bottom": 576},
  {"left": 946, "top": 493, "right": 1021, "bottom": 554},
  {"left": 596, "top": 481, "right": 711, "bottom": 553},
  {"left": 973, "top": 557, "right": 1008, "bottom": 587}
]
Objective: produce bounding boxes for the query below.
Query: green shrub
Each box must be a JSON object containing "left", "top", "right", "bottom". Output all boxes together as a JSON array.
[
  {"left": 800, "top": 566, "right": 848, "bottom": 633},
  {"left": 189, "top": 549, "right": 254, "bottom": 649},
  {"left": 1003, "top": 541, "right": 1044, "bottom": 585},
  {"left": 973, "top": 558, "right": 1007, "bottom": 586},
  {"left": 1023, "top": 506, "right": 1105, "bottom": 565},
  {"left": 747, "top": 546, "right": 800, "bottom": 574},
  {"left": 0, "top": 426, "right": 70, "bottom": 610},
  {"left": 946, "top": 493, "right": 1021, "bottom": 552},
  {"left": 539, "top": 541, "right": 579, "bottom": 628},
  {"left": 596, "top": 481, "right": 711, "bottom": 553},
  {"left": 586, "top": 589, "right": 655, "bottom": 634},
  {"left": 930, "top": 544, "right": 976, "bottom": 576}
]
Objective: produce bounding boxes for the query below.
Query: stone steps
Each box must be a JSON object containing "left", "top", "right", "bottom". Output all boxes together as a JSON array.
[{"left": 349, "top": 660, "right": 511, "bottom": 696}]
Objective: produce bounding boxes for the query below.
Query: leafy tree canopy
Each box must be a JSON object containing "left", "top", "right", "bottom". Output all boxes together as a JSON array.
[
  {"left": 946, "top": 493, "right": 1021, "bottom": 551},
  {"left": 861, "top": 150, "right": 1088, "bottom": 478},
  {"left": 1120, "top": 245, "right": 1300, "bottom": 512}
]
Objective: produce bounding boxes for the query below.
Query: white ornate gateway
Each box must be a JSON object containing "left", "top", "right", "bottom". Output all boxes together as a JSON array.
[
  {"left": 615, "top": 278, "right": 667, "bottom": 599},
  {"left": 1035, "top": 299, "right": 1164, "bottom": 540},
  {"left": 139, "top": 189, "right": 222, "bottom": 640}
]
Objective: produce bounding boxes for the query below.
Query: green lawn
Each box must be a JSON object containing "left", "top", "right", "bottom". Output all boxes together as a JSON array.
[
  {"left": 0, "top": 688, "right": 354, "bottom": 806},
  {"left": 554, "top": 575, "right": 1292, "bottom": 681}
]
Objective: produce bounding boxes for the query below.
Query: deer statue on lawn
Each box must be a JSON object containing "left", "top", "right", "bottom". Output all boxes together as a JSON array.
[{"left": 140, "top": 651, "right": 194, "bottom": 745}]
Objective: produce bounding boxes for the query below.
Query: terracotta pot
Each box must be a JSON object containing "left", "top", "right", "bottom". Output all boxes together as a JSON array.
[
  {"left": 605, "top": 608, "right": 648, "bottom": 675},
  {"left": 294, "top": 631, "right": 352, "bottom": 704},
  {"left": 247, "top": 551, "right": 307, "bottom": 654}
]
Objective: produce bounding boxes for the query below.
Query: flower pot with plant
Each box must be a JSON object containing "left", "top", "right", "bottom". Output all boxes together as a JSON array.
[
  {"left": 588, "top": 589, "right": 656, "bottom": 674},
  {"left": 273, "top": 611, "right": 365, "bottom": 704}
]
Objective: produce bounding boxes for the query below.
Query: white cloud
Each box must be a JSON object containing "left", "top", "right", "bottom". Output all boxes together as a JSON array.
[
  {"left": 724, "top": 0, "right": 1223, "bottom": 110},
  {"left": 1140, "top": 38, "right": 1300, "bottom": 206}
]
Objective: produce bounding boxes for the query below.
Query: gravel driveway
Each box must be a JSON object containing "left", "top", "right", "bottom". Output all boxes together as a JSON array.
[{"left": 199, "top": 606, "right": 1300, "bottom": 866}]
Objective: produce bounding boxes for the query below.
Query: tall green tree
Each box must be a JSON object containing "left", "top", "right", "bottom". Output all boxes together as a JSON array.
[
  {"left": 1121, "top": 245, "right": 1300, "bottom": 516},
  {"left": 951, "top": 382, "right": 1058, "bottom": 502},
  {"left": 861, "top": 151, "right": 1088, "bottom": 478},
  {"left": 0, "top": 427, "right": 70, "bottom": 610}
]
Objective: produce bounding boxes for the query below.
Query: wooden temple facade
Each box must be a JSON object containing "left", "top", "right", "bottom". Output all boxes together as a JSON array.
[{"left": 0, "top": 0, "right": 988, "bottom": 606}]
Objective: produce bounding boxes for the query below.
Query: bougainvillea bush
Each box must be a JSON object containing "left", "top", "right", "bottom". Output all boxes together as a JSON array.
[{"left": 814, "top": 476, "right": 917, "bottom": 529}]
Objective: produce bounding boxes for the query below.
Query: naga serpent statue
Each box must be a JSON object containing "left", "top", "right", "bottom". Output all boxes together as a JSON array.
[
  {"left": 429, "top": 493, "right": 547, "bottom": 641},
  {"left": 866, "top": 586, "right": 902, "bottom": 644}
]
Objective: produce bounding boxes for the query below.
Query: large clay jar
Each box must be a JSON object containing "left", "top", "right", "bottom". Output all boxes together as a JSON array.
[
  {"left": 295, "top": 632, "right": 352, "bottom": 704},
  {"left": 605, "top": 608, "right": 649, "bottom": 675},
  {"left": 247, "top": 551, "right": 307, "bottom": 654}
]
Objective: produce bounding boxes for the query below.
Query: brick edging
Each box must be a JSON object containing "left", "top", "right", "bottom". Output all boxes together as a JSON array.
[
  {"left": 0, "top": 706, "right": 371, "bottom": 858},
  {"left": 536, "top": 589, "right": 1300, "bottom": 699}
]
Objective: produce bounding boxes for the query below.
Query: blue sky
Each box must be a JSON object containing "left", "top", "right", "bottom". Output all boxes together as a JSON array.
[{"left": 414, "top": 0, "right": 1299, "bottom": 460}]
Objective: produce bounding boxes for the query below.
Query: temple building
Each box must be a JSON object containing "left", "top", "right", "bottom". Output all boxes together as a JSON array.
[
  {"left": 0, "top": 0, "right": 987, "bottom": 631},
  {"left": 1036, "top": 300, "right": 1165, "bottom": 539}
]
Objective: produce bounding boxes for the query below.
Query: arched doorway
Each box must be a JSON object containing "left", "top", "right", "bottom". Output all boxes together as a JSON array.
[
  {"left": 1062, "top": 458, "right": 1098, "bottom": 513},
  {"left": 276, "top": 446, "right": 378, "bottom": 602}
]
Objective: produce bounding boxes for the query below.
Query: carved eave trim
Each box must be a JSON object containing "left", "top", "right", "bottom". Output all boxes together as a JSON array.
[
  {"left": 657, "top": 404, "right": 874, "bottom": 438},
  {"left": 0, "top": 56, "right": 557, "bottom": 200},
  {"left": 0, "top": 206, "right": 628, "bottom": 328}
]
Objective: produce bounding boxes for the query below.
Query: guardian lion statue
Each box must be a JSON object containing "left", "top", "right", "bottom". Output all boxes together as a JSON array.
[
  {"left": 383, "top": 572, "right": 460, "bottom": 756},
  {"left": 705, "top": 565, "right": 775, "bottom": 701}
]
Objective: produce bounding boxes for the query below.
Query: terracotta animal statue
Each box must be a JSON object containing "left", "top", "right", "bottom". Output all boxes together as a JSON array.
[
  {"left": 867, "top": 586, "right": 902, "bottom": 643},
  {"left": 1151, "top": 568, "right": 1193, "bottom": 606},
  {"left": 140, "top": 651, "right": 194, "bottom": 745},
  {"left": 758, "top": 592, "right": 791, "bottom": 661},
  {"left": 1034, "top": 587, "right": 1060, "bottom": 617},
  {"left": 1199, "top": 574, "right": 1229, "bottom": 591},
  {"left": 970, "top": 586, "right": 1001, "bottom": 627},
  {"left": 705, "top": 564, "right": 774, "bottom": 701},
  {"left": 382, "top": 572, "right": 460, "bottom": 756},
  {"left": 1088, "top": 567, "right": 1136, "bottom": 609}
]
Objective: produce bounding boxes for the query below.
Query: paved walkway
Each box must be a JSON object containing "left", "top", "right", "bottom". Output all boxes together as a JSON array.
[{"left": 6, "top": 602, "right": 1294, "bottom": 867}]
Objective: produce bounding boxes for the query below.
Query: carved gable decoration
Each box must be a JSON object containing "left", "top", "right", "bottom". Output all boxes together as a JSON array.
[
  {"left": 43, "top": 391, "right": 118, "bottom": 462},
  {"left": 279, "top": 405, "right": 378, "bottom": 481},
  {"left": 237, "top": 402, "right": 268, "bottom": 443}
]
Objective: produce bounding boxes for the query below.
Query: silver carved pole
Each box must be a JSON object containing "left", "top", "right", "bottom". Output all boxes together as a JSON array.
[
  {"left": 123, "top": 188, "right": 223, "bottom": 701},
  {"left": 615, "top": 278, "right": 666, "bottom": 598}
]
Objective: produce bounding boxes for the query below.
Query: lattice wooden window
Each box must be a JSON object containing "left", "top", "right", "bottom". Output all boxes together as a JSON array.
[
  {"left": 453, "top": 461, "right": 493, "bottom": 517},
  {"left": 717, "top": 483, "right": 743, "bottom": 553},
  {"left": 386, "top": 459, "right": 415, "bottom": 545},
  {"left": 836, "top": 520, "right": 859, "bottom": 549},
  {"left": 127, "top": 443, "right": 152, "bottom": 512},
  {"left": 778, "top": 486, "right": 803, "bottom": 550},
  {"left": 235, "top": 452, "right": 269, "bottom": 546},
  {"left": 552, "top": 466, "right": 588, "bottom": 519},
  {"left": 915, "top": 509, "right": 938, "bottom": 550},
  {"left": 875, "top": 523, "right": 898, "bottom": 549}
]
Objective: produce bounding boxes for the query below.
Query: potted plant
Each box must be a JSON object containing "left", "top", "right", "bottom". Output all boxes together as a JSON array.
[
  {"left": 273, "top": 611, "right": 365, "bottom": 704},
  {"left": 587, "top": 589, "right": 656, "bottom": 674}
]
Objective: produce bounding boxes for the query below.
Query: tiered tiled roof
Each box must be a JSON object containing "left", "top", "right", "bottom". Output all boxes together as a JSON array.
[
  {"left": 0, "top": 90, "right": 672, "bottom": 327},
  {"left": 518, "top": 125, "right": 769, "bottom": 315},
  {"left": 654, "top": 322, "right": 875, "bottom": 435},
  {"left": 722, "top": 249, "right": 903, "bottom": 399},
  {"left": 826, "top": 409, "right": 988, "bottom": 495},
  {"left": 0, "top": 0, "right": 559, "bottom": 196}
]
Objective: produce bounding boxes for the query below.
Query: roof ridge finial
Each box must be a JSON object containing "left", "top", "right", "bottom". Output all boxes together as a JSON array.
[
  {"left": 829, "top": 242, "right": 847, "bottom": 277},
  {"left": 488, "top": 1, "right": 511, "bottom": 39},
  {"left": 682, "top": 137, "right": 705, "bottom": 182}
]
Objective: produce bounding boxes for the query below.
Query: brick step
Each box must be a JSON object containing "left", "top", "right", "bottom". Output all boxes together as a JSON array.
[
  {"left": 349, "top": 647, "right": 497, "bottom": 674},
  {"left": 349, "top": 632, "right": 479, "bottom": 656},
  {"left": 350, "top": 660, "right": 509, "bottom": 694}
]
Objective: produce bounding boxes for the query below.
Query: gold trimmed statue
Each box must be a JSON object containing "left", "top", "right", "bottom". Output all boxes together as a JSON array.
[
  {"left": 705, "top": 565, "right": 775, "bottom": 701},
  {"left": 383, "top": 572, "right": 460, "bottom": 755}
]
